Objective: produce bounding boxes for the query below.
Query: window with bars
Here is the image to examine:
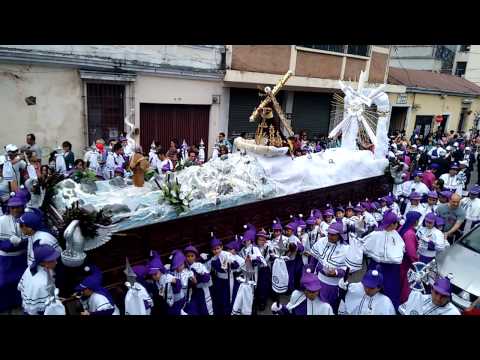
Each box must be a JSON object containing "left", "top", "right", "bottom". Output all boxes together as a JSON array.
[
  {"left": 86, "top": 83, "right": 125, "bottom": 145},
  {"left": 298, "top": 45, "right": 370, "bottom": 57},
  {"left": 455, "top": 62, "right": 467, "bottom": 77},
  {"left": 459, "top": 45, "right": 470, "bottom": 52}
]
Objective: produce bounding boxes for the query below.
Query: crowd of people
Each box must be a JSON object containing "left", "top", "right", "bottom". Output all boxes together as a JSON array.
[{"left": 1, "top": 127, "right": 480, "bottom": 316}]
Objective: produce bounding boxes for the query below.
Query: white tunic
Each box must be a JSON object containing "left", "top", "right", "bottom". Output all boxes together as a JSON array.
[
  {"left": 439, "top": 174, "right": 463, "bottom": 195},
  {"left": 27, "top": 231, "right": 62, "bottom": 266},
  {"left": 125, "top": 282, "right": 153, "bottom": 315},
  {"left": 285, "top": 290, "right": 334, "bottom": 315},
  {"left": 399, "top": 291, "right": 461, "bottom": 315},
  {"left": 363, "top": 230, "right": 405, "bottom": 264},
  {"left": 460, "top": 197, "right": 480, "bottom": 232},
  {"left": 402, "top": 180, "right": 430, "bottom": 197},
  {"left": 416, "top": 226, "right": 447, "bottom": 258},
  {"left": 0, "top": 214, "right": 22, "bottom": 239},
  {"left": 17, "top": 266, "right": 51, "bottom": 315},
  {"left": 319, "top": 219, "right": 335, "bottom": 236},
  {"left": 310, "top": 237, "right": 348, "bottom": 286},
  {"left": 81, "top": 292, "right": 120, "bottom": 315},
  {"left": 338, "top": 282, "right": 396, "bottom": 315}
]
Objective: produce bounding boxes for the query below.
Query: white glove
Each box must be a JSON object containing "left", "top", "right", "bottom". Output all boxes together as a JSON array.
[
  {"left": 199, "top": 253, "right": 209, "bottom": 261},
  {"left": 9, "top": 235, "right": 22, "bottom": 246},
  {"left": 271, "top": 302, "right": 282, "bottom": 312},
  {"left": 338, "top": 278, "right": 349, "bottom": 291}
]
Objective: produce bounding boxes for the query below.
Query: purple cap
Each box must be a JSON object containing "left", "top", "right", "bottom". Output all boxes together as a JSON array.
[
  {"left": 323, "top": 209, "right": 334, "bottom": 217},
  {"left": 327, "top": 222, "right": 343, "bottom": 235},
  {"left": 439, "top": 191, "right": 453, "bottom": 200},
  {"left": 17, "top": 211, "right": 43, "bottom": 231},
  {"left": 435, "top": 216, "right": 445, "bottom": 227},
  {"left": 378, "top": 211, "right": 399, "bottom": 230},
  {"left": 296, "top": 217, "right": 306, "bottom": 229},
  {"left": 430, "top": 163, "right": 440, "bottom": 170},
  {"left": 353, "top": 204, "right": 364, "bottom": 213},
  {"left": 256, "top": 229, "right": 268, "bottom": 238},
  {"left": 243, "top": 223, "right": 257, "bottom": 242},
  {"left": 210, "top": 235, "right": 223, "bottom": 248},
  {"left": 119, "top": 136, "right": 128, "bottom": 142},
  {"left": 285, "top": 221, "right": 297, "bottom": 230},
  {"left": 432, "top": 277, "right": 451, "bottom": 296},
  {"left": 306, "top": 215, "right": 316, "bottom": 225},
  {"left": 409, "top": 192, "right": 422, "bottom": 200},
  {"left": 413, "top": 170, "right": 423, "bottom": 177},
  {"left": 427, "top": 191, "right": 438, "bottom": 199},
  {"left": 335, "top": 206, "right": 345, "bottom": 213},
  {"left": 301, "top": 271, "right": 322, "bottom": 292},
  {"left": 225, "top": 240, "right": 241, "bottom": 252},
  {"left": 362, "top": 269, "right": 384, "bottom": 289},
  {"left": 469, "top": 186, "right": 480, "bottom": 196},
  {"left": 132, "top": 265, "right": 148, "bottom": 280},
  {"left": 33, "top": 244, "right": 60, "bottom": 263},
  {"left": 171, "top": 250, "right": 186, "bottom": 271},
  {"left": 313, "top": 209, "right": 322, "bottom": 219},
  {"left": 450, "top": 164, "right": 459, "bottom": 170},
  {"left": 7, "top": 194, "right": 26, "bottom": 208},
  {"left": 184, "top": 245, "right": 199, "bottom": 257},
  {"left": 361, "top": 201, "right": 372, "bottom": 212},
  {"left": 75, "top": 266, "right": 103, "bottom": 292},
  {"left": 272, "top": 218, "right": 283, "bottom": 231},
  {"left": 114, "top": 167, "right": 124, "bottom": 174},
  {"left": 424, "top": 213, "right": 436, "bottom": 224},
  {"left": 148, "top": 250, "right": 166, "bottom": 274}
]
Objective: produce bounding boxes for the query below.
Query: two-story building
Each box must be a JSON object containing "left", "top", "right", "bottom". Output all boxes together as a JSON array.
[{"left": 223, "top": 45, "right": 405, "bottom": 140}]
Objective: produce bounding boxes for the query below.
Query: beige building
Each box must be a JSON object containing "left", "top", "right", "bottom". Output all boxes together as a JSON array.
[
  {"left": 453, "top": 45, "right": 480, "bottom": 86},
  {"left": 0, "top": 45, "right": 226, "bottom": 161},
  {"left": 388, "top": 67, "right": 480, "bottom": 138}
]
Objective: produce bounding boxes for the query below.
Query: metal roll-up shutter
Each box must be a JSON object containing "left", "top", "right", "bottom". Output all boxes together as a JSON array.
[
  {"left": 228, "top": 88, "right": 285, "bottom": 139},
  {"left": 292, "top": 92, "right": 332, "bottom": 138}
]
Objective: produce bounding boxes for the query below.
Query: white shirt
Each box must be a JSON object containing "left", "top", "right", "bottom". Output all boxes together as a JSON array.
[
  {"left": 416, "top": 226, "right": 447, "bottom": 258},
  {"left": 285, "top": 290, "right": 334, "bottom": 315},
  {"left": 460, "top": 197, "right": 480, "bottom": 221},
  {"left": 402, "top": 180, "right": 430, "bottom": 197},
  {"left": 81, "top": 292, "right": 120, "bottom": 315},
  {"left": 17, "top": 266, "right": 51, "bottom": 315},
  {"left": 310, "top": 237, "right": 348, "bottom": 286},
  {"left": 363, "top": 230, "right": 405, "bottom": 264},
  {"left": 338, "top": 282, "right": 396, "bottom": 315},
  {"left": 399, "top": 291, "right": 461, "bottom": 315},
  {"left": 27, "top": 231, "right": 62, "bottom": 266},
  {"left": 439, "top": 174, "right": 463, "bottom": 195}
]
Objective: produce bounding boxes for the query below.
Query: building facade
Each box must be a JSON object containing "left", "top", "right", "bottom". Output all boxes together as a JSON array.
[
  {"left": 224, "top": 45, "right": 405, "bottom": 140},
  {"left": 389, "top": 45, "right": 457, "bottom": 74},
  {"left": 0, "top": 45, "right": 227, "bottom": 160},
  {"left": 452, "top": 45, "right": 480, "bottom": 86},
  {"left": 388, "top": 67, "right": 480, "bottom": 137}
]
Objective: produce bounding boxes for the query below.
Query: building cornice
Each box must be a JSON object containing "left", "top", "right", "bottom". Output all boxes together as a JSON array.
[
  {"left": 405, "top": 86, "right": 480, "bottom": 98},
  {"left": 0, "top": 48, "right": 225, "bottom": 82}
]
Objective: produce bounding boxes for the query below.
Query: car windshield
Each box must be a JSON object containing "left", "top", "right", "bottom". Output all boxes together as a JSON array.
[{"left": 460, "top": 226, "right": 480, "bottom": 253}]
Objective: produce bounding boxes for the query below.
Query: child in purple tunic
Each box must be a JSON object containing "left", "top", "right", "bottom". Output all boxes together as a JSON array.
[
  {"left": 183, "top": 245, "right": 214, "bottom": 315},
  {"left": 166, "top": 250, "right": 193, "bottom": 315},
  {"left": 284, "top": 221, "right": 305, "bottom": 293},
  {"left": 253, "top": 230, "right": 271, "bottom": 312}
]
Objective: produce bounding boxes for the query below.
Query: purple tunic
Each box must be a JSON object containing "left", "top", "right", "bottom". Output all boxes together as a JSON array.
[
  {"left": 0, "top": 239, "right": 27, "bottom": 312},
  {"left": 166, "top": 277, "right": 186, "bottom": 316},
  {"left": 184, "top": 269, "right": 211, "bottom": 315},
  {"left": 368, "top": 259, "right": 401, "bottom": 310},
  {"left": 210, "top": 258, "right": 241, "bottom": 315},
  {"left": 285, "top": 253, "right": 304, "bottom": 293}
]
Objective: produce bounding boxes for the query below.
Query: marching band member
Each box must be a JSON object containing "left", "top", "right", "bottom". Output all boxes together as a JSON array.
[
  {"left": 363, "top": 211, "right": 404, "bottom": 310},
  {"left": 0, "top": 193, "right": 28, "bottom": 312},
  {"left": 399, "top": 277, "right": 461, "bottom": 315},
  {"left": 460, "top": 185, "right": 480, "bottom": 232},
  {"left": 183, "top": 245, "right": 214, "bottom": 315},
  {"left": 17, "top": 244, "right": 60, "bottom": 315},
  {"left": 309, "top": 221, "right": 348, "bottom": 311},
  {"left": 124, "top": 262, "right": 154, "bottom": 316},
  {"left": 416, "top": 213, "right": 446, "bottom": 264},
  {"left": 75, "top": 265, "right": 120, "bottom": 315},
  {"left": 165, "top": 250, "right": 194, "bottom": 315},
  {"left": 18, "top": 211, "right": 61, "bottom": 266},
  {"left": 271, "top": 268, "right": 334, "bottom": 315},
  {"left": 338, "top": 267, "right": 396, "bottom": 315}
]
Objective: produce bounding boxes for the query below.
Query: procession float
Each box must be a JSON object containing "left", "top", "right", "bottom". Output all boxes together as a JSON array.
[{"left": 46, "top": 70, "right": 393, "bottom": 303}]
